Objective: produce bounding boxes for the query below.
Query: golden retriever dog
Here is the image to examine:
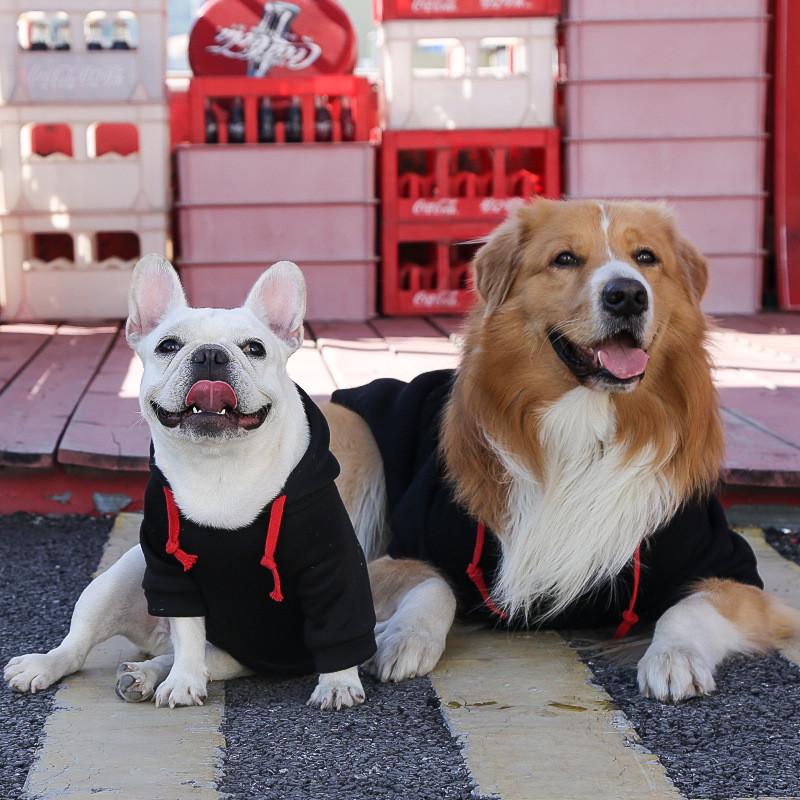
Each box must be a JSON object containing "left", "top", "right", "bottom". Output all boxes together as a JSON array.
[{"left": 324, "top": 199, "right": 799, "bottom": 702}]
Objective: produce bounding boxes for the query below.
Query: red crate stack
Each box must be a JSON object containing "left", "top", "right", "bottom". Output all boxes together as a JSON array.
[
  {"left": 376, "top": 0, "right": 561, "bottom": 315},
  {"left": 380, "top": 127, "right": 560, "bottom": 315}
]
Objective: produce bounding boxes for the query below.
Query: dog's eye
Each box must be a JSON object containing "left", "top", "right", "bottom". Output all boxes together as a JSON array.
[
  {"left": 552, "top": 251, "right": 580, "bottom": 268},
  {"left": 634, "top": 249, "right": 657, "bottom": 265},
  {"left": 241, "top": 340, "right": 266, "bottom": 358},
  {"left": 156, "top": 338, "right": 182, "bottom": 355}
]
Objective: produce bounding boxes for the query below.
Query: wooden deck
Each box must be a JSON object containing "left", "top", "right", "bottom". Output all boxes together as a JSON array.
[{"left": 1, "top": 314, "right": 799, "bottom": 511}]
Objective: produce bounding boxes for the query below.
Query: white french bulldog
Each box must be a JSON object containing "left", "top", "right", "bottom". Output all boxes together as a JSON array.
[{"left": 4, "top": 255, "right": 373, "bottom": 711}]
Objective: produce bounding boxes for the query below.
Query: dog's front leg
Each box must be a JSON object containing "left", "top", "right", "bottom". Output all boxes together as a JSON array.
[
  {"left": 638, "top": 579, "right": 800, "bottom": 702},
  {"left": 307, "top": 666, "right": 365, "bottom": 711},
  {"left": 154, "top": 617, "right": 208, "bottom": 708}
]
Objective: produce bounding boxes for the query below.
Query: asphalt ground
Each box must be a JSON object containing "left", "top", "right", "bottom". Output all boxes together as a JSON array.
[
  {"left": 221, "top": 674, "right": 484, "bottom": 800},
  {"left": 765, "top": 526, "right": 800, "bottom": 566},
  {"left": 0, "top": 513, "right": 111, "bottom": 800}
]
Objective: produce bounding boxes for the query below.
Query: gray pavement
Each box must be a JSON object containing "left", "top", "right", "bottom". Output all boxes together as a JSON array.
[{"left": 0, "top": 514, "right": 110, "bottom": 800}]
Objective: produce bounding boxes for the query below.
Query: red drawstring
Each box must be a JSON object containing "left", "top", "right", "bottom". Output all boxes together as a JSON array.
[
  {"left": 163, "top": 487, "right": 198, "bottom": 572},
  {"left": 613, "top": 544, "right": 641, "bottom": 639},
  {"left": 260, "top": 494, "right": 286, "bottom": 602},
  {"left": 466, "top": 522, "right": 508, "bottom": 620}
]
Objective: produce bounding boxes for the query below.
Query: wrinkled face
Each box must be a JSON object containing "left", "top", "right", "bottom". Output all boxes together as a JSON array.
[
  {"left": 126, "top": 257, "right": 306, "bottom": 442},
  {"left": 476, "top": 200, "right": 707, "bottom": 393}
]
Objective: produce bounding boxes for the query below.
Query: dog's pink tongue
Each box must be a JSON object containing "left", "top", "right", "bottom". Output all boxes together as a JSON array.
[
  {"left": 597, "top": 342, "right": 649, "bottom": 379},
  {"left": 185, "top": 380, "right": 238, "bottom": 412}
]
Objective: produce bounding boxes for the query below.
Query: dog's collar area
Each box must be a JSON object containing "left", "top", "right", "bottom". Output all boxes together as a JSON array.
[{"left": 547, "top": 329, "right": 648, "bottom": 384}]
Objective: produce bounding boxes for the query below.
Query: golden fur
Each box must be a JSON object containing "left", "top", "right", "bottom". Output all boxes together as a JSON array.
[{"left": 442, "top": 199, "right": 723, "bottom": 531}]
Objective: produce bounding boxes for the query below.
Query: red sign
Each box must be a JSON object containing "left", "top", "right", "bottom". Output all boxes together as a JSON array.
[
  {"left": 374, "top": 0, "right": 560, "bottom": 21},
  {"left": 189, "top": 0, "right": 357, "bottom": 78}
]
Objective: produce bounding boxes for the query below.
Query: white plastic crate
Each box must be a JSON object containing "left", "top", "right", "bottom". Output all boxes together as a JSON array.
[
  {"left": 0, "top": 0, "right": 166, "bottom": 103},
  {"left": 565, "top": 0, "right": 765, "bottom": 20},
  {"left": 176, "top": 143, "right": 375, "bottom": 206},
  {"left": 565, "top": 78, "right": 767, "bottom": 139},
  {"left": 564, "top": 16, "right": 767, "bottom": 81},
  {"left": 0, "top": 101, "right": 168, "bottom": 213},
  {"left": 565, "top": 137, "right": 766, "bottom": 197},
  {"left": 379, "top": 17, "right": 557, "bottom": 129},
  {"left": 0, "top": 209, "right": 168, "bottom": 320}
]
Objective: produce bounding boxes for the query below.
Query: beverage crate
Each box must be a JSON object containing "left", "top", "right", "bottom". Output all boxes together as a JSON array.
[
  {"left": 565, "top": 137, "right": 766, "bottom": 198},
  {"left": 382, "top": 128, "right": 559, "bottom": 224},
  {"left": 176, "top": 142, "right": 374, "bottom": 205},
  {"left": 379, "top": 17, "right": 557, "bottom": 129},
  {"left": 564, "top": 16, "right": 767, "bottom": 81},
  {"left": 0, "top": 0, "right": 166, "bottom": 103},
  {"left": 566, "top": 0, "right": 763, "bottom": 20},
  {"left": 178, "top": 259, "right": 376, "bottom": 321},
  {"left": 374, "top": 0, "right": 561, "bottom": 21},
  {"left": 565, "top": 77, "right": 767, "bottom": 139},
  {"left": 0, "top": 101, "right": 169, "bottom": 213},
  {"left": 176, "top": 202, "right": 375, "bottom": 263},
  {"left": 0, "top": 209, "right": 168, "bottom": 320},
  {"left": 186, "top": 75, "right": 378, "bottom": 145},
  {"left": 381, "top": 221, "right": 496, "bottom": 315}
]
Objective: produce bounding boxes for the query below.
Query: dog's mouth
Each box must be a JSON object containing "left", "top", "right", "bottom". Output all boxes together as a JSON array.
[
  {"left": 151, "top": 380, "right": 271, "bottom": 432},
  {"left": 548, "top": 329, "right": 649, "bottom": 385}
]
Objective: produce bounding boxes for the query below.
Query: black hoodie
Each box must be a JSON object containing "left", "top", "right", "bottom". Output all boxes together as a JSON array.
[
  {"left": 140, "top": 387, "right": 377, "bottom": 675},
  {"left": 332, "top": 370, "right": 762, "bottom": 631}
]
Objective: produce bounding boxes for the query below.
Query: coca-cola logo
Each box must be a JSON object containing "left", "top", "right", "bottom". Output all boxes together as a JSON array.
[
  {"left": 479, "top": 0, "right": 533, "bottom": 9},
  {"left": 412, "top": 290, "right": 462, "bottom": 308},
  {"left": 411, "top": 198, "right": 459, "bottom": 216},
  {"left": 479, "top": 197, "right": 526, "bottom": 216},
  {"left": 208, "top": 2, "right": 320, "bottom": 77},
  {"left": 410, "top": 0, "right": 458, "bottom": 12},
  {"left": 189, "top": 0, "right": 356, "bottom": 78}
]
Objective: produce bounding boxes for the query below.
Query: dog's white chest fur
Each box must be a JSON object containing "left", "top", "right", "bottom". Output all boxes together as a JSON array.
[{"left": 493, "top": 387, "right": 680, "bottom": 618}]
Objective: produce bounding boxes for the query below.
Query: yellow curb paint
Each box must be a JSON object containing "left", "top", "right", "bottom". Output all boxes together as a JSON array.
[
  {"left": 739, "top": 527, "right": 800, "bottom": 666},
  {"left": 24, "top": 513, "right": 225, "bottom": 800},
  {"left": 431, "top": 626, "right": 681, "bottom": 800}
]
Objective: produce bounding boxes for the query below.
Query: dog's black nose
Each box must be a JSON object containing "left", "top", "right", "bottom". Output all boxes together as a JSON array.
[
  {"left": 190, "top": 345, "right": 230, "bottom": 380},
  {"left": 602, "top": 278, "right": 649, "bottom": 317}
]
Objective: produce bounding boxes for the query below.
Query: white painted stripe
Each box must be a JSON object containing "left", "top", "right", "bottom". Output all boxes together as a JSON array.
[
  {"left": 431, "top": 626, "right": 681, "bottom": 800},
  {"left": 25, "top": 513, "right": 224, "bottom": 800}
]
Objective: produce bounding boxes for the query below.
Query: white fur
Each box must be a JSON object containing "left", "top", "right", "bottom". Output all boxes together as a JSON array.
[
  {"left": 638, "top": 592, "right": 750, "bottom": 702},
  {"left": 365, "top": 577, "right": 456, "bottom": 682},
  {"left": 307, "top": 667, "right": 365, "bottom": 710},
  {"left": 492, "top": 386, "right": 679, "bottom": 621},
  {"left": 597, "top": 202, "right": 614, "bottom": 260}
]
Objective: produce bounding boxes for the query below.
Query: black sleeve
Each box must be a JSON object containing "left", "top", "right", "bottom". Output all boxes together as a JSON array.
[
  {"left": 286, "top": 485, "right": 377, "bottom": 673},
  {"left": 637, "top": 496, "right": 763, "bottom": 621},
  {"left": 139, "top": 509, "right": 206, "bottom": 618}
]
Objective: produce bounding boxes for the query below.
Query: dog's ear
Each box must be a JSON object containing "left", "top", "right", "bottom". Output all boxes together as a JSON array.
[
  {"left": 473, "top": 214, "right": 524, "bottom": 313},
  {"left": 676, "top": 236, "right": 709, "bottom": 303},
  {"left": 243, "top": 261, "right": 306, "bottom": 351},
  {"left": 126, "top": 254, "right": 186, "bottom": 346}
]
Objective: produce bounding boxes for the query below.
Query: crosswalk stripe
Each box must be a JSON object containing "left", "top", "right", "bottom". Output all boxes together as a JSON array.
[
  {"left": 25, "top": 513, "right": 225, "bottom": 800},
  {"left": 431, "top": 627, "right": 681, "bottom": 800}
]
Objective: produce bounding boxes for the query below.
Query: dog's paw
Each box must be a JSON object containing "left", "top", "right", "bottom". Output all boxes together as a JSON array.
[
  {"left": 153, "top": 667, "right": 208, "bottom": 708},
  {"left": 364, "top": 619, "right": 446, "bottom": 682},
  {"left": 307, "top": 668, "right": 365, "bottom": 711},
  {"left": 4, "top": 653, "right": 67, "bottom": 694},
  {"left": 115, "top": 661, "right": 164, "bottom": 703},
  {"left": 637, "top": 646, "right": 716, "bottom": 702}
]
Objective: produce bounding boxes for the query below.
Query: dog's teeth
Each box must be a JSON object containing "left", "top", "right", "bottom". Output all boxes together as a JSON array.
[
  {"left": 219, "top": 409, "right": 226, "bottom": 415},
  {"left": 192, "top": 406, "right": 201, "bottom": 414}
]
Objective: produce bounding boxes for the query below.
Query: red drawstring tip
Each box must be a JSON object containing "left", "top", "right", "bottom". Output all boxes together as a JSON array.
[
  {"left": 269, "top": 586, "right": 284, "bottom": 603},
  {"left": 261, "top": 557, "right": 283, "bottom": 603},
  {"left": 613, "top": 610, "right": 639, "bottom": 639},
  {"left": 174, "top": 549, "right": 198, "bottom": 572}
]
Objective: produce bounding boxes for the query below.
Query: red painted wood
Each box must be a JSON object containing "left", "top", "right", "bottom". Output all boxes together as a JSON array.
[
  {"left": 720, "top": 388, "right": 800, "bottom": 450},
  {"left": 58, "top": 330, "right": 148, "bottom": 471},
  {"left": 0, "top": 465, "right": 147, "bottom": 515},
  {"left": 774, "top": 0, "right": 800, "bottom": 309},
  {"left": 721, "top": 409, "right": 800, "bottom": 487},
  {"left": 428, "top": 315, "right": 467, "bottom": 339},
  {"left": 0, "top": 325, "right": 118, "bottom": 468},
  {"left": 0, "top": 324, "right": 57, "bottom": 392},
  {"left": 720, "top": 485, "right": 800, "bottom": 508},
  {"left": 287, "top": 337, "right": 337, "bottom": 403},
  {"left": 370, "top": 317, "right": 459, "bottom": 355}
]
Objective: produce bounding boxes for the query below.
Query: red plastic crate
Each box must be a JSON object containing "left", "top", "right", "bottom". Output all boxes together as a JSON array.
[
  {"left": 381, "top": 222, "right": 497, "bottom": 315},
  {"left": 381, "top": 128, "right": 560, "bottom": 224},
  {"left": 186, "top": 75, "right": 378, "bottom": 145},
  {"left": 375, "top": 0, "right": 561, "bottom": 21}
]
